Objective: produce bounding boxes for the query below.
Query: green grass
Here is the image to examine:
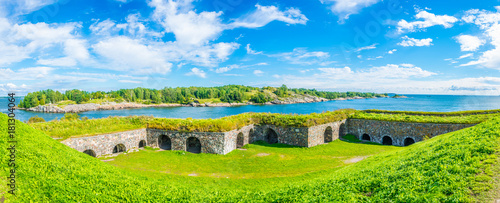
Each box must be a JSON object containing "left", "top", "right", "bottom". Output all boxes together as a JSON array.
[
  {"left": 364, "top": 109, "right": 500, "bottom": 116},
  {"left": 351, "top": 111, "right": 496, "bottom": 124},
  {"left": 102, "top": 140, "right": 397, "bottom": 179},
  {"left": 29, "top": 116, "right": 152, "bottom": 139},
  {"left": 3, "top": 112, "right": 500, "bottom": 202},
  {"left": 31, "top": 109, "right": 357, "bottom": 138}
]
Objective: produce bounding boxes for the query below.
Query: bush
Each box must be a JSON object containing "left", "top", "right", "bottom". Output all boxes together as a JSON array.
[
  {"left": 27, "top": 116, "right": 46, "bottom": 123},
  {"left": 61, "top": 113, "right": 81, "bottom": 121}
]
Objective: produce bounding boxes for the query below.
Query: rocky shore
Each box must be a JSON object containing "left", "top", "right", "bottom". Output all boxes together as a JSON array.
[{"left": 17, "top": 95, "right": 378, "bottom": 113}]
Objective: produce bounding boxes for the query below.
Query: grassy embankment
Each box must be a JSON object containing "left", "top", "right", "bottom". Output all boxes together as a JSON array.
[{"left": 2, "top": 112, "right": 500, "bottom": 202}]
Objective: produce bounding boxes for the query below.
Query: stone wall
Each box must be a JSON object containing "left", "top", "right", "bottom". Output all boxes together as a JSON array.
[
  {"left": 60, "top": 119, "right": 477, "bottom": 157},
  {"left": 307, "top": 120, "right": 346, "bottom": 147},
  {"left": 147, "top": 129, "right": 227, "bottom": 154},
  {"left": 346, "top": 119, "right": 475, "bottom": 146},
  {"left": 60, "top": 129, "right": 147, "bottom": 157},
  {"left": 252, "top": 124, "right": 310, "bottom": 147}
]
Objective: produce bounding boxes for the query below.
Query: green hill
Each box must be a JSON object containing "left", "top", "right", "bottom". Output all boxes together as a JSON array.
[{"left": 2, "top": 112, "right": 500, "bottom": 202}]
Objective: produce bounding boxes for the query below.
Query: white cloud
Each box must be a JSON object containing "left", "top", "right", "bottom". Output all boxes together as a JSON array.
[
  {"left": 149, "top": 0, "right": 308, "bottom": 46},
  {"left": 90, "top": 14, "right": 163, "bottom": 38},
  {"left": 356, "top": 44, "right": 377, "bottom": 52},
  {"left": 186, "top": 68, "right": 206, "bottom": 78},
  {"left": 388, "top": 49, "right": 397, "bottom": 54},
  {"left": 320, "top": 0, "right": 381, "bottom": 21},
  {"left": 253, "top": 70, "right": 264, "bottom": 76},
  {"left": 460, "top": 9, "right": 500, "bottom": 69},
  {"left": 0, "top": 67, "right": 54, "bottom": 81},
  {"left": 398, "top": 36, "right": 433, "bottom": 47},
  {"left": 246, "top": 44, "right": 263, "bottom": 55},
  {"left": 318, "top": 64, "right": 436, "bottom": 79},
  {"left": 397, "top": 11, "right": 458, "bottom": 33},
  {"left": 118, "top": 80, "right": 142, "bottom": 84},
  {"left": 92, "top": 36, "right": 172, "bottom": 74},
  {"left": 455, "top": 35, "right": 485, "bottom": 52},
  {"left": 215, "top": 64, "right": 239, "bottom": 73},
  {"left": 1, "top": 0, "right": 58, "bottom": 16},
  {"left": 228, "top": 4, "right": 308, "bottom": 28},
  {"left": 458, "top": 53, "right": 473, "bottom": 59},
  {"left": 271, "top": 48, "right": 330, "bottom": 65}
]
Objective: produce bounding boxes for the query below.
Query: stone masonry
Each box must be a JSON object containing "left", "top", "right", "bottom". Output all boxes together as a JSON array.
[{"left": 60, "top": 119, "right": 475, "bottom": 157}]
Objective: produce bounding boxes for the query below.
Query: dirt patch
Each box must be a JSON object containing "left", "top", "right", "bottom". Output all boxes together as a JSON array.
[
  {"left": 255, "top": 153, "right": 270, "bottom": 157},
  {"left": 344, "top": 156, "right": 369, "bottom": 164},
  {"left": 188, "top": 173, "right": 198, "bottom": 177},
  {"left": 280, "top": 154, "right": 286, "bottom": 158},
  {"left": 237, "top": 148, "right": 247, "bottom": 150},
  {"left": 101, "top": 159, "right": 115, "bottom": 162}
]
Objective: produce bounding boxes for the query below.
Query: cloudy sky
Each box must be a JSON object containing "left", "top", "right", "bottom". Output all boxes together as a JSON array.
[{"left": 1, "top": 0, "right": 500, "bottom": 95}]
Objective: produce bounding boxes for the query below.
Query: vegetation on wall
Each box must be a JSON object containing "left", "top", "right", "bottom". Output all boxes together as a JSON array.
[{"left": 17, "top": 85, "right": 387, "bottom": 108}]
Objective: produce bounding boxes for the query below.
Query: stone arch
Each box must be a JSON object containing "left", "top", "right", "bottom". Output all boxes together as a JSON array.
[
  {"left": 186, "top": 137, "right": 201, "bottom": 153},
  {"left": 339, "top": 123, "right": 346, "bottom": 136},
  {"left": 404, "top": 137, "right": 415, "bottom": 146},
  {"left": 382, "top": 136, "right": 393, "bottom": 145},
  {"left": 362, "top": 133, "right": 371, "bottom": 141},
  {"left": 139, "top": 140, "right": 146, "bottom": 148},
  {"left": 83, "top": 149, "right": 96, "bottom": 157},
  {"left": 324, "top": 126, "right": 333, "bottom": 143},
  {"left": 237, "top": 132, "right": 244, "bottom": 148},
  {"left": 158, "top": 135, "right": 171, "bottom": 150},
  {"left": 265, "top": 128, "right": 278, "bottom": 144},
  {"left": 113, "top": 144, "right": 126, "bottom": 153}
]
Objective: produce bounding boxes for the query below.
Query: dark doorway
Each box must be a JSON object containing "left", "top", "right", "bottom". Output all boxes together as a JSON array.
[
  {"left": 139, "top": 140, "right": 146, "bottom": 148},
  {"left": 159, "top": 135, "right": 171, "bottom": 150},
  {"left": 237, "top": 132, "right": 244, "bottom": 148},
  {"left": 113, "top": 144, "right": 126, "bottom": 153},
  {"left": 266, "top": 128, "right": 278, "bottom": 144},
  {"left": 382, "top": 136, "right": 393, "bottom": 145},
  {"left": 362, "top": 134, "right": 371, "bottom": 141},
  {"left": 339, "top": 123, "right": 346, "bottom": 136},
  {"left": 324, "top": 126, "right": 333, "bottom": 143},
  {"left": 404, "top": 138, "right": 415, "bottom": 146},
  {"left": 83, "top": 149, "right": 96, "bottom": 157},
  {"left": 187, "top": 137, "right": 201, "bottom": 153}
]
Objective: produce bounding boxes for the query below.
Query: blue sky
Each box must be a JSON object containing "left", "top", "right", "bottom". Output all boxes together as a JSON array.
[{"left": 1, "top": 0, "right": 500, "bottom": 95}]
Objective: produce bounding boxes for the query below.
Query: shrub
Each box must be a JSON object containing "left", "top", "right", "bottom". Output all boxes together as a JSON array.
[{"left": 27, "top": 116, "right": 46, "bottom": 123}]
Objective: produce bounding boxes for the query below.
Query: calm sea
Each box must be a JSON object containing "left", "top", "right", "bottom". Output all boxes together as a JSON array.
[{"left": 2, "top": 94, "right": 500, "bottom": 122}]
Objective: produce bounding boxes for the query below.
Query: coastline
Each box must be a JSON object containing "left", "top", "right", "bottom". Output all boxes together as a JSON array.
[{"left": 16, "top": 95, "right": 386, "bottom": 113}]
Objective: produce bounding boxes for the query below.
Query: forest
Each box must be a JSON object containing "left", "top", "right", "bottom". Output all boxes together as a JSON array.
[{"left": 17, "top": 85, "right": 387, "bottom": 108}]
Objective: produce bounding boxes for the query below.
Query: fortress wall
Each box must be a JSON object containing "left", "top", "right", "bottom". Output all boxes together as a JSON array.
[
  {"left": 147, "top": 129, "right": 226, "bottom": 154},
  {"left": 223, "top": 124, "right": 255, "bottom": 155},
  {"left": 346, "top": 119, "right": 475, "bottom": 146},
  {"left": 60, "top": 129, "right": 147, "bottom": 157},
  {"left": 252, "top": 124, "right": 310, "bottom": 147},
  {"left": 307, "top": 119, "right": 347, "bottom": 147}
]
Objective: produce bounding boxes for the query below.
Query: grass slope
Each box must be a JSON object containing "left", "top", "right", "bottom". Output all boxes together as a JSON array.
[{"left": 2, "top": 113, "right": 500, "bottom": 202}]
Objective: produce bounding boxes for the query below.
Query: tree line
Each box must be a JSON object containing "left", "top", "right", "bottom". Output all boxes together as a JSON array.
[{"left": 17, "top": 85, "right": 387, "bottom": 108}]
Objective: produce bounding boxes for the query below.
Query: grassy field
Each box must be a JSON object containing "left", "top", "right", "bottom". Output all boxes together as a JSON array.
[
  {"left": 351, "top": 111, "right": 496, "bottom": 124},
  {"left": 102, "top": 140, "right": 397, "bottom": 179},
  {"left": 2, "top": 112, "right": 500, "bottom": 202}
]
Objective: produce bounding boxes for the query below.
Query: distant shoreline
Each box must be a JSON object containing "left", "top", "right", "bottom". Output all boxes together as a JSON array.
[{"left": 16, "top": 96, "right": 389, "bottom": 113}]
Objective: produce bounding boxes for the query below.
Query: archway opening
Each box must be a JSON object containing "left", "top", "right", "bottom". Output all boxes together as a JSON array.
[
  {"left": 113, "top": 144, "right": 126, "bottom": 153},
  {"left": 186, "top": 137, "right": 201, "bottom": 153},
  {"left": 339, "top": 123, "right": 346, "bottom": 136},
  {"left": 139, "top": 140, "right": 146, "bottom": 148},
  {"left": 324, "top": 126, "right": 333, "bottom": 143},
  {"left": 362, "top": 133, "right": 371, "bottom": 141},
  {"left": 159, "top": 135, "right": 171, "bottom": 150},
  {"left": 382, "top": 136, "right": 393, "bottom": 145},
  {"left": 237, "top": 132, "right": 244, "bottom": 148},
  {"left": 266, "top": 128, "right": 278, "bottom": 144},
  {"left": 404, "top": 137, "right": 415, "bottom": 146},
  {"left": 83, "top": 149, "right": 96, "bottom": 157}
]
